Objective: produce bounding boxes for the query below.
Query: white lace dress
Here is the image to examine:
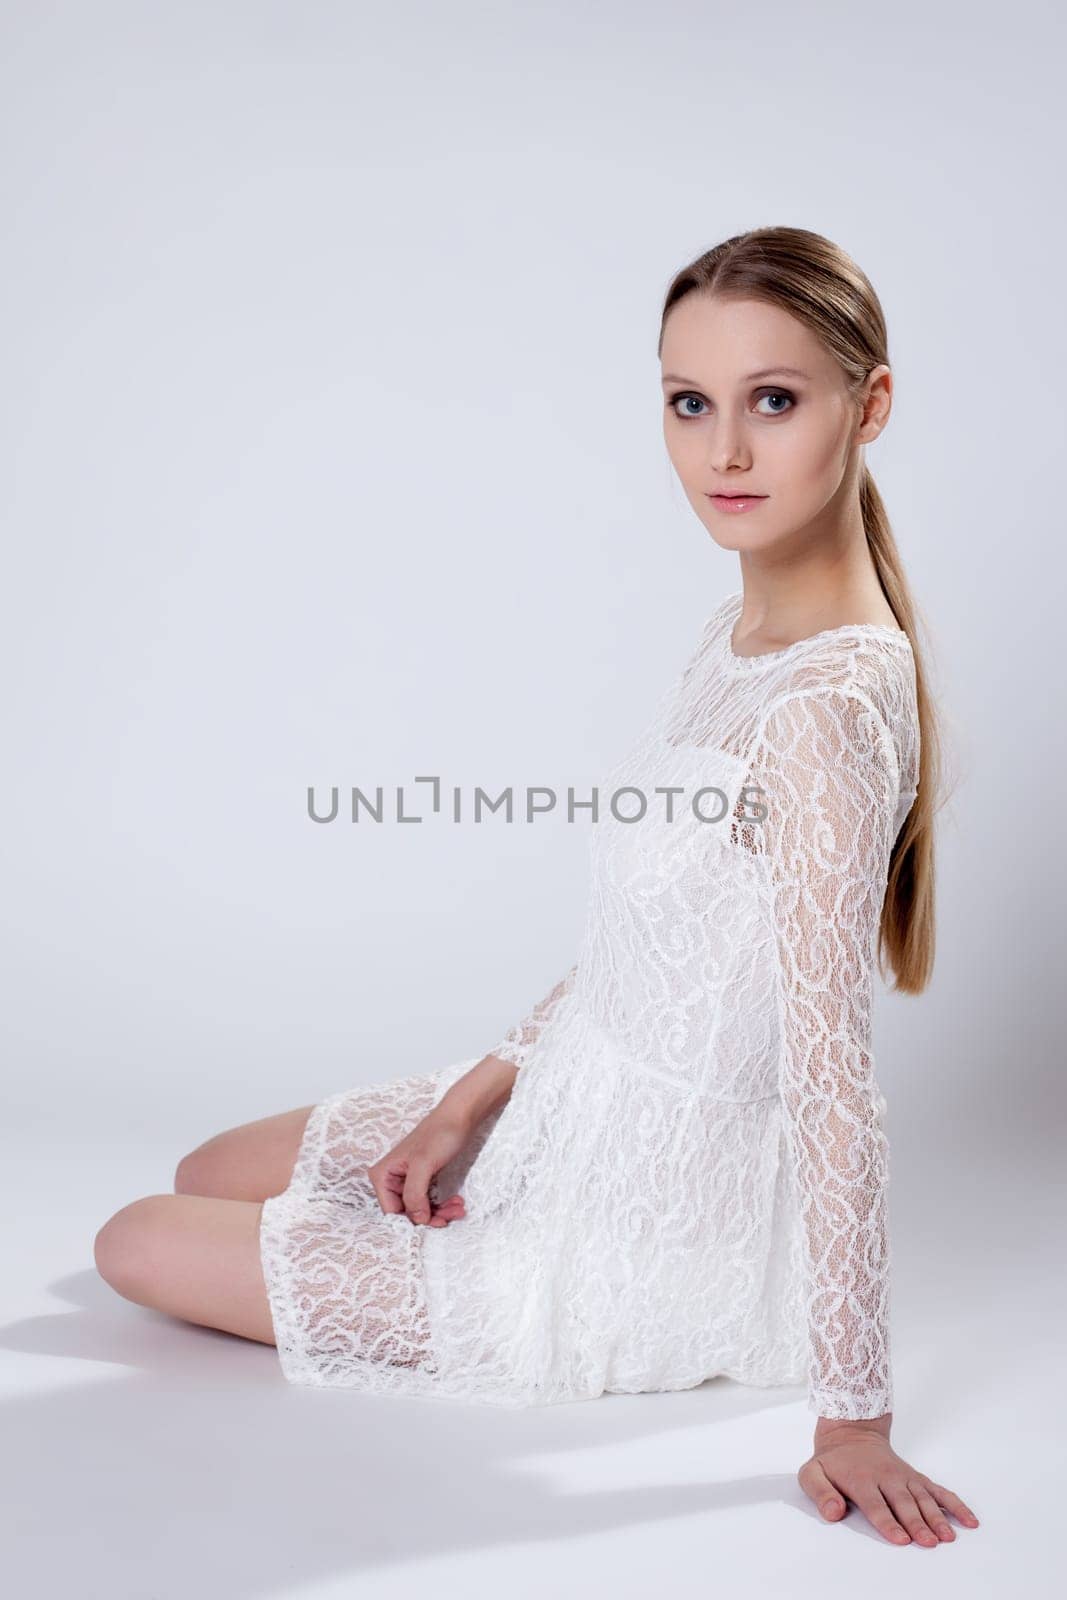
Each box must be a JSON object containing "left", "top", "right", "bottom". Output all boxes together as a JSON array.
[{"left": 259, "top": 589, "right": 920, "bottom": 1420}]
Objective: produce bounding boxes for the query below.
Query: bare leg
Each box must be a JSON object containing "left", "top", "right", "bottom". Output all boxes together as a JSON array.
[
  {"left": 173, "top": 1105, "right": 317, "bottom": 1201},
  {"left": 94, "top": 1194, "right": 275, "bottom": 1345},
  {"left": 98, "top": 1075, "right": 466, "bottom": 1367}
]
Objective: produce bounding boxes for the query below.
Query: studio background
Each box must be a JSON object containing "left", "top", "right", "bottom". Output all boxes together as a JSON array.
[{"left": 2, "top": 3, "right": 1062, "bottom": 1597}]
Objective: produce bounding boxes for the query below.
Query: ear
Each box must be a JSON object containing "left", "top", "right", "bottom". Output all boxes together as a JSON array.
[{"left": 857, "top": 363, "right": 892, "bottom": 443}]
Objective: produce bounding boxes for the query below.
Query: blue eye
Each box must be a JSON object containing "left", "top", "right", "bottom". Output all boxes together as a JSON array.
[
  {"left": 666, "top": 389, "right": 796, "bottom": 419},
  {"left": 755, "top": 391, "right": 794, "bottom": 415},
  {"left": 667, "top": 393, "right": 708, "bottom": 419}
]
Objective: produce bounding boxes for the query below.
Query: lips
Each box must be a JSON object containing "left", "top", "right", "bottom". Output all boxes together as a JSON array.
[{"left": 707, "top": 492, "right": 766, "bottom": 514}]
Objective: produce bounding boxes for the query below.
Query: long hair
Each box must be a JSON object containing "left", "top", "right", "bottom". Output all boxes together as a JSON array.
[{"left": 658, "top": 226, "right": 945, "bottom": 993}]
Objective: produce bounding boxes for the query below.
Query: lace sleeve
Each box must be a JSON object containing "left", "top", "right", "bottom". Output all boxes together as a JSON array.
[
  {"left": 753, "top": 686, "right": 900, "bottom": 1421},
  {"left": 486, "top": 964, "right": 578, "bottom": 1072}
]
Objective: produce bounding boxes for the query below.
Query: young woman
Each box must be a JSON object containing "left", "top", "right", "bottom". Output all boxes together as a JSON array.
[{"left": 94, "top": 225, "right": 979, "bottom": 1549}]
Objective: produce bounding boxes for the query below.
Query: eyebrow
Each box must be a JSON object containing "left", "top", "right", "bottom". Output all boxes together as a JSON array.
[{"left": 661, "top": 366, "right": 810, "bottom": 385}]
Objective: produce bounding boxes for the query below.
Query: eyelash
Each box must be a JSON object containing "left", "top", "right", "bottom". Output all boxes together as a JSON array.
[{"left": 666, "top": 389, "right": 796, "bottom": 420}]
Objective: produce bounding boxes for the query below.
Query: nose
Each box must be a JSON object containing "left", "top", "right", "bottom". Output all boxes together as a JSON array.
[{"left": 709, "top": 420, "right": 751, "bottom": 474}]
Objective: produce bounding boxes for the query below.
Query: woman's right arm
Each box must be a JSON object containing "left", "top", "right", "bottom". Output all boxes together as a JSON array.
[
  {"left": 367, "top": 968, "right": 577, "bottom": 1224},
  {"left": 435, "top": 1052, "right": 519, "bottom": 1132},
  {"left": 438, "top": 961, "right": 579, "bottom": 1132},
  {"left": 482, "top": 963, "right": 578, "bottom": 1073},
  {"left": 367, "top": 1055, "right": 519, "bottom": 1226}
]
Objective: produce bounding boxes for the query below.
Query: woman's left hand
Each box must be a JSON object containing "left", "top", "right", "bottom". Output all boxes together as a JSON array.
[{"left": 797, "top": 1415, "right": 980, "bottom": 1546}]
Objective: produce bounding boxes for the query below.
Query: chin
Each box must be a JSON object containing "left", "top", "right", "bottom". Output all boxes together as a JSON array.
[{"left": 699, "top": 519, "right": 769, "bottom": 554}]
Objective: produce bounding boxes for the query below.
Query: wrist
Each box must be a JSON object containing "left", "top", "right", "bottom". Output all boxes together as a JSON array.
[
  {"left": 437, "top": 1054, "right": 517, "bottom": 1131},
  {"left": 814, "top": 1411, "right": 892, "bottom": 1443}
]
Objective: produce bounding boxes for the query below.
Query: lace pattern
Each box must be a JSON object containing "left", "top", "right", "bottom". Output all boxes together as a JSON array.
[{"left": 259, "top": 590, "right": 920, "bottom": 1418}]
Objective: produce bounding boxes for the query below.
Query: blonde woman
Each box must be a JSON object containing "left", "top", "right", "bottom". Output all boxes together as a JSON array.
[{"left": 95, "top": 226, "right": 979, "bottom": 1550}]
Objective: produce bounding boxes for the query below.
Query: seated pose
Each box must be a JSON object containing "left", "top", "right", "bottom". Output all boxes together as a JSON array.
[{"left": 95, "top": 223, "right": 979, "bottom": 1550}]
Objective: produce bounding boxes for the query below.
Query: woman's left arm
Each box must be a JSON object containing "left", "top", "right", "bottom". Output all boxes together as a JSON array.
[{"left": 755, "top": 685, "right": 980, "bottom": 1546}]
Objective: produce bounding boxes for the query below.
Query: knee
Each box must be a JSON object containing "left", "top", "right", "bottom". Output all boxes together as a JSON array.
[
  {"left": 93, "top": 1195, "right": 171, "bottom": 1300},
  {"left": 173, "top": 1129, "right": 234, "bottom": 1195},
  {"left": 173, "top": 1150, "right": 202, "bottom": 1195}
]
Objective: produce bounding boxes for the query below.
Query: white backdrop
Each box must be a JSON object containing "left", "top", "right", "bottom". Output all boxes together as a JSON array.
[{"left": 1, "top": 3, "right": 1063, "bottom": 1596}]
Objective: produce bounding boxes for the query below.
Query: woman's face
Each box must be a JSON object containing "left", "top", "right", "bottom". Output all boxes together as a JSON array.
[{"left": 659, "top": 292, "right": 889, "bottom": 551}]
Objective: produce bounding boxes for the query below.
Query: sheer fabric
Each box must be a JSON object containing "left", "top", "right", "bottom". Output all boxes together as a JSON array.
[
  {"left": 488, "top": 964, "right": 578, "bottom": 1072},
  {"left": 260, "top": 590, "right": 919, "bottom": 1418}
]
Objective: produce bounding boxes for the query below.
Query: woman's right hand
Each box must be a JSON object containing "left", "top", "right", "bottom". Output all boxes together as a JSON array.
[{"left": 366, "top": 1106, "right": 472, "bottom": 1228}]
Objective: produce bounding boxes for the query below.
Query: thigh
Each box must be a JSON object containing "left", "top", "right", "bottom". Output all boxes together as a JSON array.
[
  {"left": 94, "top": 1194, "right": 275, "bottom": 1346},
  {"left": 174, "top": 1105, "right": 317, "bottom": 1201}
]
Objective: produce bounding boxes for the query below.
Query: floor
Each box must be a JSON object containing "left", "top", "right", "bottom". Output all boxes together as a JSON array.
[{"left": 2, "top": 1129, "right": 1058, "bottom": 1600}]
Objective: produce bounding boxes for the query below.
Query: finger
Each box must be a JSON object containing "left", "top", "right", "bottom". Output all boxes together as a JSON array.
[
  {"left": 806, "top": 1465, "right": 915, "bottom": 1542},
  {"left": 855, "top": 1485, "right": 912, "bottom": 1545},
  {"left": 402, "top": 1163, "right": 435, "bottom": 1224},
  {"left": 428, "top": 1195, "right": 466, "bottom": 1227},
  {"left": 883, "top": 1482, "right": 939, "bottom": 1547},
  {"left": 796, "top": 1459, "right": 848, "bottom": 1521},
  {"left": 909, "top": 1480, "right": 956, "bottom": 1542},
  {"left": 923, "top": 1480, "right": 980, "bottom": 1528},
  {"left": 374, "top": 1160, "right": 408, "bottom": 1214}
]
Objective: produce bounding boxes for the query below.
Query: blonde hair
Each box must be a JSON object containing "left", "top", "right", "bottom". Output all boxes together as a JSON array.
[{"left": 658, "top": 225, "right": 946, "bottom": 993}]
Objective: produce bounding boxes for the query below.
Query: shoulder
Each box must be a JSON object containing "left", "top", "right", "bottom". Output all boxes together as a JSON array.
[
  {"left": 677, "top": 590, "right": 744, "bottom": 684},
  {"left": 751, "top": 676, "right": 902, "bottom": 798},
  {"left": 704, "top": 588, "right": 743, "bottom": 640},
  {"left": 776, "top": 631, "right": 912, "bottom": 708},
  {"left": 757, "top": 633, "right": 915, "bottom": 754}
]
